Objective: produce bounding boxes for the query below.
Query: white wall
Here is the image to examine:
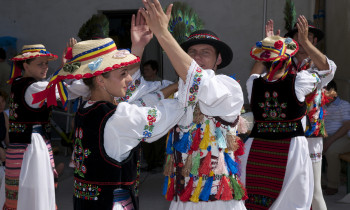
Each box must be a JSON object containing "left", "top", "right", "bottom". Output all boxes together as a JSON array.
[
  {"left": 326, "top": 0, "right": 350, "bottom": 101},
  {"left": 0, "top": 0, "right": 319, "bottom": 103}
]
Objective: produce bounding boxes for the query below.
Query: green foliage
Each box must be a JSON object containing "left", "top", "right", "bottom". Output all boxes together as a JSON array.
[
  {"left": 78, "top": 14, "right": 110, "bottom": 41},
  {"left": 284, "top": 0, "right": 297, "bottom": 32},
  {"left": 167, "top": 2, "right": 204, "bottom": 44}
]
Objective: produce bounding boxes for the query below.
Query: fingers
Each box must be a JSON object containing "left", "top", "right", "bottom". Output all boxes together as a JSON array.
[
  {"left": 165, "top": 4, "right": 173, "bottom": 19},
  {"left": 139, "top": 10, "right": 145, "bottom": 25},
  {"left": 276, "top": 29, "right": 280, "bottom": 36},
  {"left": 142, "top": 0, "right": 152, "bottom": 15},
  {"left": 136, "top": 9, "right": 141, "bottom": 25},
  {"left": 131, "top": 14, "right": 136, "bottom": 27},
  {"left": 154, "top": 0, "right": 163, "bottom": 12}
]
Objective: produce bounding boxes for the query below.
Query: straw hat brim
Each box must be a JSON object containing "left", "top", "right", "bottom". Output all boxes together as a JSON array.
[
  {"left": 57, "top": 50, "right": 140, "bottom": 80},
  {"left": 11, "top": 53, "right": 58, "bottom": 61}
]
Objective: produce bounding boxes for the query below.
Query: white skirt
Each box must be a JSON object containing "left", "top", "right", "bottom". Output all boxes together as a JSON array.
[
  {"left": 169, "top": 199, "right": 247, "bottom": 210},
  {"left": 240, "top": 136, "right": 314, "bottom": 210}
]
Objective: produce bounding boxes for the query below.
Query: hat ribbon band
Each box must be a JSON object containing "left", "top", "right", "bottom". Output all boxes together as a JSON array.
[
  {"left": 67, "top": 40, "right": 117, "bottom": 64},
  {"left": 21, "top": 47, "right": 46, "bottom": 53}
]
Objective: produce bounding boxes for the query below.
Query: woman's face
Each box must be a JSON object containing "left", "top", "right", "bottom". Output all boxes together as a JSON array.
[
  {"left": 23, "top": 57, "right": 49, "bottom": 80},
  {"left": 103, "top": 68, "right": 132, "bottom": 98},
  {"left": 0, "top": 96, "right": 5, "bottom": 113}
]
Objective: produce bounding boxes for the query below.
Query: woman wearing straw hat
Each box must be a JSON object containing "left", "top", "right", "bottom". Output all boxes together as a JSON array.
[
  {"left": 239, "top": 35, "right": 324, "bottom": 209},
  {"left": 32, "top": 35, "right": 200, "bottom": 209},
  {"left": 0, "top": 43, "right": 89, "bottom": 210}
]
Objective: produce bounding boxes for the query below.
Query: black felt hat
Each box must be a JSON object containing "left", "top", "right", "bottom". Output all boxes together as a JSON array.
[
  {"left": 285, "top": 20, "right": 324, "bottom": 42},
  {"left": 180, "top": 29, "right": 233, "bottom": 69}
]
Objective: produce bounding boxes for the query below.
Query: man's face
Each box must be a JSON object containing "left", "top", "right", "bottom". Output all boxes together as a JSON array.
[
  {"left": 143, "top": 64, "right": 157, "bottom": 80},
  {"left": 187, "top": 44, "right": 222, "bottom": 70},
  {"left": 293, "top": 32, "right": 318, "bottom": 53}
]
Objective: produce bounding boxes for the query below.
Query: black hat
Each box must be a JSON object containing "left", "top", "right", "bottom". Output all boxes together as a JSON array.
[
  {"left": 180, "top": 29, "right": 233, "bottom": 69},
  {"left": 285, "top": 20, "right": 324, "bottom": 42}
]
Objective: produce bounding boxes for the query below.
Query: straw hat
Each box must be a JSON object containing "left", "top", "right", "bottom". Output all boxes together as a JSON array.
[
  {"left": 32, "top": 38, "right": 140, "bottom": 107},
  {"left": 180, "top": 29, "right": 233, "bottom": 69},
  {"left": 8, "top": 44, "right": 58, "bottom": 84},
  {"left": 250, "top": 36, "right": 299, "bottom": 62},
  {"left": 11, "top": 44, "right": 58, "bottom": 61},
  {"left": 57, "top": 38, "right": 139, "bottom": 79}
]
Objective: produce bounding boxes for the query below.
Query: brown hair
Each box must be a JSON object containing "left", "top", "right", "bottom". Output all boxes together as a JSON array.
[
  {"left": 82, "top": 71, "right": 111, "bottom": 90},
  {"left": 0, "top": 89, "right": 8, "bottom": 101}
]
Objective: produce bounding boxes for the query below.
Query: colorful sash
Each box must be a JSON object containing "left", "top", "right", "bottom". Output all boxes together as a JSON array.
[{"left": 245, "top": 138, "right": 291, "bottom": 209}]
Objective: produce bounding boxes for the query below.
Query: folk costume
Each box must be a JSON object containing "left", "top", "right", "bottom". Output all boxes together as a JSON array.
[
  {"left": 240, "top": 36, "right": 323, "bottom": 210},
  {"left": 286, "top": 22, "right": 336, "bottom": 210},
  {"left": 164, "top": 30, "right": 247, "bottom": 210},
  {"left": 0, "top": 44, "right": 88, "bottom": 210},
  {"left": 32, "top": 38, "right": 197, "bottom": 210}
]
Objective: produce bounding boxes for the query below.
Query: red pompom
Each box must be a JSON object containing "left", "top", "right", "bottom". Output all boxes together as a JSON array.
[{"left": 65, "top": 47, "right": 73, "bottom": 60}]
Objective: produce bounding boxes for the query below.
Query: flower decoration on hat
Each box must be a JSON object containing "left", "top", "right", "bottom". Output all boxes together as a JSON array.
[
  {"left": 250, "top": 35, "right": 299, "bottom": 81},
  {"left": 32, "top": 38, "right": 140, "bottom": 107}
]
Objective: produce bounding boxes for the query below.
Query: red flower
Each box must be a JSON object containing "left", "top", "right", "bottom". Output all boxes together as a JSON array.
[{"left": 274, "top": 40, "right": 283, "bottom": 49}]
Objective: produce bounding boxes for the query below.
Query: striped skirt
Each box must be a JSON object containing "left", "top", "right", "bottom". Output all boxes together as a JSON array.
[{"left": 0, "top": 133, "right": 56, "bottom": 210}]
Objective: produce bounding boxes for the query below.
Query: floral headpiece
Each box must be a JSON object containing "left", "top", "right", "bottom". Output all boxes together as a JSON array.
[{"left": 250, "top": 36, "right": 299, "bottom": 81}]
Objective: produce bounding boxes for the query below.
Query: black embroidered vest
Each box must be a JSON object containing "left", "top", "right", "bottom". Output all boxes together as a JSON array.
[
  {"left": 250, "top": 74, "right": 306, "bottom": 140},
  {"left": 73, "top": 101, "right": 141, "bottom": 210},
  {"left": 8, "top": 77, "right": 51, "bottom": 143}
]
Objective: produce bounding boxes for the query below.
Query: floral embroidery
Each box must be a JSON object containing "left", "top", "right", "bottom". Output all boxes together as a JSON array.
[
  {"left": 141, "top": 109, "right": 157, "bottom": 141},
  {"left": 259, "top": 91, "right": 287, "bottom": 120},
  {"left": 8, "top": 93, "right": 19, "bottom": 121},
  {"left": 246, "top": 194, "right": 274, "bottom": 208},
  {"left": 116, "top": 79, "right": 141, "bottom": 102},
  {"left": 310, "top": 153, "right": 322, "bottom": 159},
  {"left": 8, "top": 123, "right": 27, "bottom": 133},
  {"left": 257, "top": 122, "right": 298, "bottom": 133},
  {"left": 5, "top": 188, "right": 18, "bottom": 200},
  {"left": 74, "top": 127, "right": 91, "bottom": 178},
  {"left": 137, "top": 98, "right": 146, "bottom": 107},
  {"left": 188, "top": 67, "right": 202, "bottom": 106},
  {"left": 74, "top": 180, "right": 101, "bottom": 200}
]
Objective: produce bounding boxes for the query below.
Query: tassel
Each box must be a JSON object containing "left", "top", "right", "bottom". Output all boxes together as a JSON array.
[
  {"left": 305, "top": 90, "right": 317, "bottom": 105},
  {"left": 234, "top": 137, "right": 245, "bottom": 157},
  {"left": 190, "top": 124, "right": 201, "bottom": 152},
  {"left": 224, "top": 152, "right": 238, "bottom": 175},
  {"left": 166, "top": 130, "right": 174, "bottom": 154},
  {"left": 165, "top": 176, "right": 175, "bottom": 201},
  {"left": 199, "top": 171, "right": 214, "bottom": 201},
  {"left": 190, "top": 152, "right": 201, "bottom": 176},
  {"left": 237, "top": 116, "right": 248, "bottom": 134},
  {"left": 229, "top": 175, "right": 244, "bottom": 200},
  {"left": 190, "top": 176, "right": 203, "bottom": 202},
  {"left": 65, "top": 47, "right": 73, "bottom": 60},
  {"left": 226, "top": 132, "right": 238, "bottom": 152},
  {"left": 163, "top": 154, "right": 174, "bottom": 176},
  {"left": 216, "top": 175, "right": 233, "bottom": 201},
  {"left": 173, "top": 131, "right": 191, "bottom": 153},
  {"left": 199, "top": 120, "right": 210, "bottom": 150},
  {"left": 162, "top": 176, "right": 169, "bottom": 196},
  {"left": 179, "top": 174, "right": 194, "bottom": 202},
  {"left": 198, "top": 146, "right": 212, "bottom": 177},
  {"left": 237, "top": 179, "right": 248, "bottom": 200},
  {"left": 215, "top": 122, "right": 227, "bottom": 149},
  {"left": 214, "top": 151, "right": 228, "bottom": 175},
  {"left": 182, "top": 152, "right": 193, "bottom": 177}
]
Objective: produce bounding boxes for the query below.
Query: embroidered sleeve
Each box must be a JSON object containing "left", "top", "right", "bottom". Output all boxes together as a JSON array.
[
  {"left": 295, "top": 71, "right": 321, "bottom": 102},
  {"left": 178, "top": 60, "right": 203, "bottom": 108},
  {"left": 309, "top": 57, "right": 337, "bottom": 88},
  {"left": 104, "top": 99, "right": 185, "bottom": 162},
  {"left": 115, "top": 69, "right": 163, "bottom": 103}
]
